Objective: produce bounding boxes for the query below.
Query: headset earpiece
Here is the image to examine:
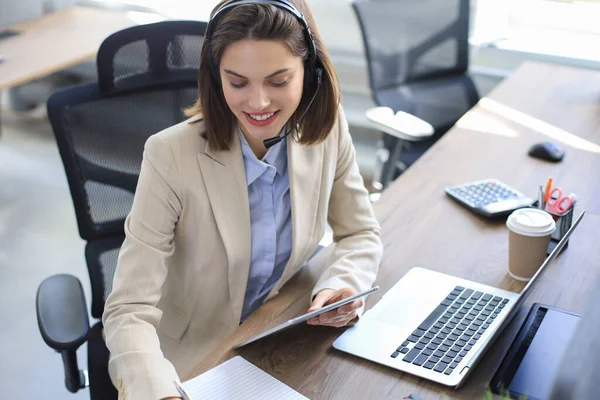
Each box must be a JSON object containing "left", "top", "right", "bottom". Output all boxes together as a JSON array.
[{"left": 206, "top": 0, "right": 319, "bottom": 86}]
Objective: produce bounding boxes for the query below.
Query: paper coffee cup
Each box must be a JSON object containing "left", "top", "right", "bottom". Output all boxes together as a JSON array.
[{"left": 506, "top": 208, "right": 556, "bottom": 281}]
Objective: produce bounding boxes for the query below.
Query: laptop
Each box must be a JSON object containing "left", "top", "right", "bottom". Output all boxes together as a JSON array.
[{"left": 333, "top": 212, "right": 584, "bottom": 388}]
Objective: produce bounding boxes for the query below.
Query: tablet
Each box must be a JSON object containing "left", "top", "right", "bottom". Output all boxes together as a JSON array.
[
  {"left": 232, "top": 286, "right": 379, "bottom": 349},
  {"left": 490, "top": 303, "right": 581, "bottom": 400}
]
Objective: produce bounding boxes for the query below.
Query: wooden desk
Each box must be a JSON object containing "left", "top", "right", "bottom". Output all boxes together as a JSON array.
[
  {"left": 187, "top": 62, "right": 600, "bottom": 399},
  {"left": 0, "top": 6, "right": 138, "bottom": 90},
  {"left": 376, "top": 61, "right": 600, "bottom": 220}
]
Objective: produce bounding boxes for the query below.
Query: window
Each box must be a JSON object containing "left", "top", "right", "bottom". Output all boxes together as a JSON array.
[{"left": 471, "top": 0, "right": 600, "bottom": 62}]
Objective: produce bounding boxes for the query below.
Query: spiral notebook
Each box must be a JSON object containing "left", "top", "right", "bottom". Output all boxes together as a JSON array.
[{"left": 181, "top": 356, "right": 308, "bottom": 400}]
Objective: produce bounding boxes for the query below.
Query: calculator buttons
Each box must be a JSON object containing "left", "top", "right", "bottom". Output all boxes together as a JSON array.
[{"left": 445, "top": 179, "right": 534, "bottom": 218}]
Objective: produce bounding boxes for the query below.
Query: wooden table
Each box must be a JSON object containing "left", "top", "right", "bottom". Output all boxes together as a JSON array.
[
  {"left": 0, "top": 6, "right": 138, "bottom": 90},
  {"left": 186, "top": 61, "right": 600, "bottom": 399}
]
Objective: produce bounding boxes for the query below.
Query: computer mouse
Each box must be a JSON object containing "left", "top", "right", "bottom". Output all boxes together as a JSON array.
[{"left": 528, "top": 141, "right": 565, "bottom": 162}]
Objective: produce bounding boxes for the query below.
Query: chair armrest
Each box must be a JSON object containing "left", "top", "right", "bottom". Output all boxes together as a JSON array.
[
  {"left": 36, "top": 274, "right": 91, "bottom": 393},
  {"left": 365, "top": 106, "right": 434, "bottom": 141},
  {"left": 36, "top": 274, "right": 90, "bottom": 350}
]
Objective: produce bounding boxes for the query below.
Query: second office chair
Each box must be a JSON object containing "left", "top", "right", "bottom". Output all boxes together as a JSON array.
[{"left": 352, "top": 0, "right": 480, "bottom": 190}]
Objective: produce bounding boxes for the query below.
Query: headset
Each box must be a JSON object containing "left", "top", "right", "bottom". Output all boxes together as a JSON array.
[{"left": 205, "top": 0, "right": 324, "bottom": 148}]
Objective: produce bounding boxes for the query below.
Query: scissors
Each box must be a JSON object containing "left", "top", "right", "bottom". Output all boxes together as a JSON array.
[{"left": 546, "top": 187, "right": 575, "bottom": 214}]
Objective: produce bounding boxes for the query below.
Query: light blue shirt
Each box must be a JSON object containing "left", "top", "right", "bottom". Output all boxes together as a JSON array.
[{"left": 239, "top": 129, "right": 293, "bottom": 322}]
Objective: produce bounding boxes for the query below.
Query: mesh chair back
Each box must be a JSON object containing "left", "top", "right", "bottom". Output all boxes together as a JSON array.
[
  {"left": 47, "top": 20, "right": 206, "bottom": 318},
  {"left": 97, "top": 20, "right": 204, "bottom": 94},
  {"left": 352, "top": 0, "right": 470, "bottom": 91}
]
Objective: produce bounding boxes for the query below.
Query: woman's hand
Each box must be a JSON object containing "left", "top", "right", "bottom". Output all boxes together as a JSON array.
[{"left": 306, "top": 288, "right": 363, "bottom": 328}]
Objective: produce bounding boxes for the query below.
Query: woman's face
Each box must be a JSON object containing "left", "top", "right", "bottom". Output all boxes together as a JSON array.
[{"left": 220, "top": 39, "right": 305, "bottom": 150}]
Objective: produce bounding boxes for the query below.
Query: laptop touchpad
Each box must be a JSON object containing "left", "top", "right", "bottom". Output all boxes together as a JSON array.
[{"left": 372, "top": 295, "right": 440, "bottom": 329}]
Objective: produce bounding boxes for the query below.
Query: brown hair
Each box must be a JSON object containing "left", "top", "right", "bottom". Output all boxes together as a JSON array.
[{"left": 185, "top": 0, "right": 341, "bottom": 151}]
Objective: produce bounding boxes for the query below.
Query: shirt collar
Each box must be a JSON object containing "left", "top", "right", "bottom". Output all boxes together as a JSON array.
[{"left": 238, "top": 127, "right": 288, "bottom": 186}]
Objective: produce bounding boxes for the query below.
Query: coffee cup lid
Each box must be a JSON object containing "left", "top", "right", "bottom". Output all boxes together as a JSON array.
[{"left": 507, "top": 208, "right": 556, "bottom": 237}]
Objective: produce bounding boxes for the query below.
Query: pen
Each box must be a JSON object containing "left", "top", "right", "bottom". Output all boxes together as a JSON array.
[
  {"left": 543, "top": 177, "right": 553, "bottom": 209},
  {"left": 538, "top": 185, "right": 544, "bottom": 209},
  {"left": 174, "top": 380, "right": 193, "bottom": 400}
]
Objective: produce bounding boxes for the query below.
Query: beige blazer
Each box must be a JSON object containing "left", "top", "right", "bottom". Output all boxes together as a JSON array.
[{"left": 102, "top": 106, "right": 383, "bottom": 400}]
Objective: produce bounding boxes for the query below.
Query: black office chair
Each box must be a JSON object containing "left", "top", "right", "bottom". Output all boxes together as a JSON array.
[
  {"left": 35, "top": 20, "right": 206, "bottom": 400},
  {"left": 352, "top": 0, "right": 480, "bottom": 190}
]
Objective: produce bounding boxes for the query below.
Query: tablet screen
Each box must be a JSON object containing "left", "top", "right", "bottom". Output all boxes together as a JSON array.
[
  {"left": 508, "top": 308, "right": 579, "bottom": 399},
  {"left": 233, "top": 286, "right": 379, "bottom": 349},
  {"left": 493, "top": 306, "right": 580, "bottom": 400}
]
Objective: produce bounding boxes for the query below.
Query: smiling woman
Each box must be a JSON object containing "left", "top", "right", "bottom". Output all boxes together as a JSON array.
[
  {"left": 101, "top": 1, "right": 383, "bottom": 399},
  {"left": 186, "top": 0, "right": 340, "bottom": 153},
  {"left": 219, "top": 39, "right": 305, "bottom": 158}
]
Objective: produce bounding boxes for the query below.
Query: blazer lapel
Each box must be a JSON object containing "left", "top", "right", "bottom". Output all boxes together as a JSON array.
[
  {"left": 197, "top": 136, "right": 251, "bottom": 320},
  {"left": 272, "top": 134, "right": 324, "bottom": 293}
]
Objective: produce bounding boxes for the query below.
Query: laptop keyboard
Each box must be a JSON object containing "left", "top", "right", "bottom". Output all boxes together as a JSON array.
[{"left": 391, "top": 286, "right": 509, "bottom": 376}]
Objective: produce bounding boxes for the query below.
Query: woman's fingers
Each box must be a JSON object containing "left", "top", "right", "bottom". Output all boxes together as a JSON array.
[
  {"left": 307, "top": 287, "right": 364, "bottom": 327},
  {"left": 337, "top": 298, "right": 364, "bottom": 314},
  {"left": 308, "top": 311, "right": 358, "bottom": 327}
]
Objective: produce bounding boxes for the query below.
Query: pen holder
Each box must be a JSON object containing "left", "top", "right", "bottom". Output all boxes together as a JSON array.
[{"left": 530, "top": 201, "right": 574, "bottom": 256}]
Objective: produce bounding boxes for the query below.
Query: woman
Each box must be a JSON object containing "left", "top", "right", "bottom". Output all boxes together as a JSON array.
[{"left": 102, "top": 1, "right": 382, "bottom": 399}]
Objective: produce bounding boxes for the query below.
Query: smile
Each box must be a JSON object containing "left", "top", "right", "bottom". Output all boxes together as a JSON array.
[{"left": 244, "top": 110, "right": 280, "bottom": 127}]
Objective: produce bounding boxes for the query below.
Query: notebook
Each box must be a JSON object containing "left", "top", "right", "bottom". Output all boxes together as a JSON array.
[{"left": 181, "top": 356, "right": 308, "bottom": 400}]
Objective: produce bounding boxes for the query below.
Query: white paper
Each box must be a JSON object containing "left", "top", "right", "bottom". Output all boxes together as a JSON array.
[{"left": 182, "top": 356, "right": 309, "bottom": 400}]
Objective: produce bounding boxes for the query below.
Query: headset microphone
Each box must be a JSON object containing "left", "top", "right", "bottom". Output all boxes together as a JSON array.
[{"left": 263, "top": 67, "right": 323, "bottom": 149}]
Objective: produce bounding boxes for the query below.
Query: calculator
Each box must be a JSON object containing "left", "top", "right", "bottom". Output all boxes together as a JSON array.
[{"left": 445, "top": 179, "right": 534, "bottom": 218}]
